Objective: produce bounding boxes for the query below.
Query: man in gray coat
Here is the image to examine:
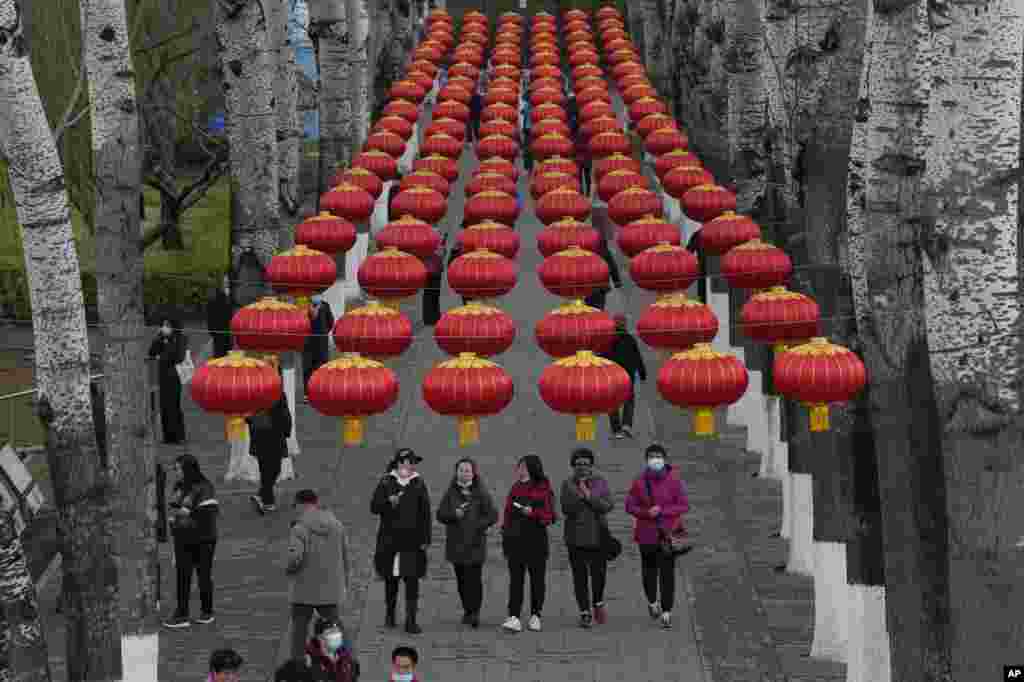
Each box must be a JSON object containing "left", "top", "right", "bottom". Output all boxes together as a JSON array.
[{"left": 287, "top": 489, "right": 351, "bottom": 659}]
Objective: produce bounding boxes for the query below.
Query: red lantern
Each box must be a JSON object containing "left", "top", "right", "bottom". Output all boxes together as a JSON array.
[
  {"left": 617, "top": 74, "right": 650, "bottom": 94},
  {"left": 636, "top": 113, "right": 677, "bottom": 139},
  {"left": 295, "top": 212, "right": 356, "bottom": 256},
  {"left": 566, "top": 8, "right": 589, "bottom": 21},
  {"left": 399, "top": 170, "right": 451, "bottom": 198},
  {"left": 574, "top": 76, "right": 607, "bottom": 95},
  {"left": 536, "top": 300, "right": 616, "bottom": 358},
  {"left": 609, "top": 49, "right": 640, "bottom": 66},
  {"left": 390, "top": 79, "right": 427, "bottom": 103},
  {"left": 594, "top": 153, "right": 642, "bottom": 183},
  {"left": 664, "top": 165, "right": 715, "bottom": 199},
  {"left": 532, "top": 102, "right": 568, "bottom": 125},
  {"left": 447, "top": 248, "right": 519, "bottom": 300},
  {"left": 630, "top": 243, "right": 699, "bottom": 293},
  {"left": 698, "top": 211, "right": 761, "bottom": 255},
  {"left": 454, "top": 49, "right": 485, "bottom": 69},
  {"left": 405, "top": 70, "right": 435, "bottom": 94},
  {"left": 597, "top": 169, "right": 647, "bottom": 203},
  {"left": 537, "top": 218, "right": 601, "bottom": 257},
  {"left": 425, "top": 117, "right": 466, "bottom": 142},
  {"left": 450, "top": 61, "right": 481, "bottom": 80},
  {"left": 332, "top": 300, "right": 414, "bottom": 359},
  {"left": 539, "top": 350, "right": 632, "bottom": 440},
  {"left": 494, "top": 63, "right": 521, "bottom": 80},
  {"left": 391, "top": 186, "right": 447, "bottom": 224},
  {"left": 479, "top": 157, "right": 519, "bottom": 180},
  {"left": 537, "top": 156, "right": 579, "bottom": 178},
  {"left": 531, "top": 87, "right": 566, "bottom": 108},
  {"left": 657, "top": 344, "right": 748, "bottom": 436},
  {"left": 435, "top": 98, "right": 470, "bottom": 122},
  {"left": 617, "top": 216, "right": 682, "bottom": 258},
  {"left": 191, "top": 352, "right": 282, "bottom": 441},
  {"left": 266, "top": 244, "right": 338, "bottom": 307},
  {"left": 421, "top": 133, "right": 462, "bottom": 159},
  {"left": 357, "top": 246, "right": 428, "bottom": 308},
  {"left": 645, "top": 128, "right": 689, "bottom": 155},
  {"left": 365, "top": 130, "right": 406, "bottom": 157},
  {"left": 439, "top": 83, "right": 473, "bottom": 104},
  {"left": 576, "top": 86, "right": 611, "bottom": 108},
  {"left": 580, "top": 115, "right": 622, "bottom": 142},
  {"left": 573, "top": 64, "right": 603, "bottom": 80},
  {"left": 482, "top": 102, "right": 519, "bottom": 124},
  {"left": 382, "top": 99, "right": 419, "bottom": 123},
  {"left": 532, "top": 118, "right": 572, "bottom": 140},
  {"left": 535, "top": 186, "right": 592, "bottom": 224},
  {"left": 532, "top": 133, "right": 574, "bottom": 160},
  {"left": 410, "top": 59, "right": 439, "bottom": 78},
  {"left": 353, "top": 149, "right": 398, "bottom": 181},
  {"left": 629, "top": 97, "right": 668, "bottom": 122},
  {"left": 464, "top": 190, "right": 519, "bottom": 225},
  {"left": 376, "top": 216, "right": 442, "bottom": 260},
  {"left": 622, "top": 83, "right": 658, "bottom": 104},
  {"left": 435, "top": 302, "right": 516, "bottom": 357},
  {"left": 568, "top": 50, "right": 600, "bottom": 68},
  {"left": 655, "top": 150, "right": 702, "bottom": 180},
  {"left": 580, "top": 99, "right": 614, "bottom": 122},
  {"left": 601, "top": 27, "right": 627, "bottom": 43},
  {"left": 485, "top": 87, "right": 520, "bottom": 108},
  {"left": 720, "top": 239, "right": 791, "bottom": 289},
  {"left": 608, "top": 187, "right": 664, "bottom": 225},
  {"left": 231, "top": 297, "right": 311, "bottom": 354},
  {"left": 457, "top": 221, "right": 520, "bottom": 259},
  {"left": 538, "top": 246, "right": 610, "bottom": 299},
  {"left": 589, "top": 131, "right": 631, "bottom": 158},
  {"left": 773, "top": 338, "right": 867, "bottom": 432},
  {"left": 467, "top": 171, "right": 517, "bottom": 197},
  {"left": 308, "top": 355, "right": 399, "bottom": 446},
  {"left": 478, "top": 134, "right": 520, "bottom": 162},
  {"left": 638, "top": 293, "right": 718, "bottom": 352},
  {"left": 423, "top": 352, "right": 515, "bottom": 446},
  {"left": 740, "top": 286, "right": 820, "bottom": 352},
  {"left": 531, "top": 65, "right": 562, "bottom": 82},
  {"left": 686, "top": 185, "right": 742, "bottom": 226},
  {"left": 531, "top": 171, "right": 579, "bottom": 200},
  {"left": 333, "top": 167, "right": 384, "bottom": 200},
  {"left": 612, "top": 60, "right": 644, "bottom": 81},
  {"left": 413, "top": 154, "right": 460, "bottom": 183},
  {"left": 480, "top": 118, "right": 519, "bottom": 140},
  {"left": 320, "top": 182, "right": 375, "bottom": 224}
]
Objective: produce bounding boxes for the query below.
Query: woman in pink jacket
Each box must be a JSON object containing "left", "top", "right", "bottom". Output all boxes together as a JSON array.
[{"left": 624, "top": 444, "right": 690, "bottom": 629}]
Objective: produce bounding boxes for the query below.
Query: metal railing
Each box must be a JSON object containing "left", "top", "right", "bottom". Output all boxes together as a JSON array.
[{"left": 0, "top": 374, "right": 106, "bottom": 454}]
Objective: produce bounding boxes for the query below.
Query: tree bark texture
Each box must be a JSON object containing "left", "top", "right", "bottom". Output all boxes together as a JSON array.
[
  {"left": 389, "top": 0, "right": 411, "bottom": 89},
  {"left": 723, "top": 0, "right": 767, "bottom": 214},
  {"left": 0, "top": 2, "right": 122, "bottom": 680},
  {"left": 0, "top": 508, "right": 51, "bottom": 680},
  {"left": 81, "top": 0, "right": 161, "bottom": 674},
  {"left": 369, "top": 0, "right": 393, "bottom": 123},
  {"left": 217, "top": 0, "right": 281, "bottom": 271},
  {"left": 347, "top": 0, "right": 371, "bottom": 152},
  {"left": 310, "top": 0, "right": 353, "bottom": 194},
  {"left": 270, "top": 0, "right": 301, "bottom": 249},
  {"left": 846, "top": 2, "right": 954, "bottom": 679}
]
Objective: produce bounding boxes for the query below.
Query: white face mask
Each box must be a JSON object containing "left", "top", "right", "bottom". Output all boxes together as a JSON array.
[
  {"left": 647, "top": 458, "right": 665, "bottom": 472},
  {"left": 323, "top": 632, "right": 343, "bottom": 653},
  {"left": 161, "top": 325, "right": 172, "bottom": 336}
]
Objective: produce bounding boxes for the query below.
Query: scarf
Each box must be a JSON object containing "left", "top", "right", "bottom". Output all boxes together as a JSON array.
[{"left": 392, "top": 470, "right": 419, "bottom": 487}]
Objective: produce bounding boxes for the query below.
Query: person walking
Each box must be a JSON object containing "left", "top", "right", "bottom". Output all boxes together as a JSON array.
[
  {"left": 303, "top": 294, "right": 334, "bottom": 400},
  {"left": 602, "top": 314, "right": 647, "bottom": 438},
  {"left": 148, "top": 317, "right": 188, "bottom": 444},
  {"left": 370, "top": 448, "right": 432, "bottom": 634},
  {"left": 575, "top": 125, "right": 591, "bottom": 196},
  {"left": 206, "top": 274, "right": 235, "bottom": 358},
  {"left": 247, "top": 384, "right": 293, "bottom": 513},
  {"left": 287, "top": 489, "right": 353, "bottom": 658},
  {"left": 468, "top": 88, "right": 483, "bottom": 142},
  {"left": 436, "top": 457, "right": 499, "bottom": 628},
  {"left": 209, "top": 648, "right": 244, "bottom": 681},
  {"left": 422, "top": 233, "right": 447, "bottom": 326},
  {"left": 390, "top": 646, "right": 420, "bottom": 682},
  {"left": 500, "top": 454, "right": 556, "bottom": 633},
  {"left": 583, "top": 236, "right": 622, "bottom": 310},
  {"left": 560, "top": 448, "right": 614, "bottom": 628},
  {"left": 302, "top": 618, "right": 360, "bottom": 682},
  {"left": 164, "top": 453, "right": 219, "bottom": 628},
  {"left": 624, "top": 444, "right": 690, "bottom": 629}
]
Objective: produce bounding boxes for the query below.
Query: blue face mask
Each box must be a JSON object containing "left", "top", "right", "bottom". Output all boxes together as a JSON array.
[
  {"left": 393, "top": 673, "right": 414, "bottom": 682},
  {"left": 323, "top": 633, "right": 344, "bottom": 653},
  {"left": 647, "top": 458, "right": 665, "bottom": 472}
]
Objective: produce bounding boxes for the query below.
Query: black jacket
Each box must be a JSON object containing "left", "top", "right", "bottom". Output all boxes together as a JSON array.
[
  {"left": 603, "top": 332, "right": 647, "bottom": 380},
  {"left": 370, "top": 472, "right": 432, "bottom": 578},
  {"left": 247, "top": 396, "right": 292, "bottom": 459},
  {"left": 170, "top": 477, "right": 218, "bottom": 543},
  {"left": 436, "top": 481, "right": 499, "bottom": 565},
  {"left": 304, "top": 303, "right": 335, "bottom": 360},
  {"left": 206, "top": 290, "right": 234, "bottom": 337}
]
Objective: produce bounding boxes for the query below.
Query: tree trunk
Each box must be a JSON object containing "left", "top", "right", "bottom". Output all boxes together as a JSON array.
[
  {"left": 389, "top": 0, "right": 411, "bottom": 90},
  {"left": 723, "top": 0, "right": 766, "bottom": 213},
  {"left": 81, "top": 0, "right": 161, "bottom": 679},
  {"left": 347, "top": 0, "right": 371, "bottom": 153},
  {"left": 846, "top": 3, "right": 954, "bottom": 680},
  {"left": 272, "top": 0, "right": 302, "bottom": 249},
  {"left": 0, "top": 2, "right": 121, "bottom": 680},
  {"left": 310, "top": 0, "right": 353, "bottom": 195},
  {"left": 217, "top": 0, "right": 281, "bottom": 271},
  {"left": 0, "top": 508, "right": 51, "bottom": 679}
]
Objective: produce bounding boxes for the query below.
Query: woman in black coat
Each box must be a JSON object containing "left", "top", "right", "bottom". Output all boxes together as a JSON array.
[
  {"left": 246, "top": 386, "right": 292, "bottom": 514},
  {"left": 436, "top": 457, "right": 498, "bottom": 628},
  {"left": 370, "top": 448, "right": 432, "bottom": 634},
  {"left": 148, "top": 318, "right": 188, "bottom": 444},
  {"left": 164, "top": 453, "right": 219, "bottom": 628}
]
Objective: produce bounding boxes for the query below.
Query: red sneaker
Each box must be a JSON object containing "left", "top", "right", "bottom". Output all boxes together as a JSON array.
[{"left": 593, "top": 603, "right": 607, "bottom": 624}]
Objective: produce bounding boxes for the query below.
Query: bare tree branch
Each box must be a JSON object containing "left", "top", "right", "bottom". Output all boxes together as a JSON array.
[
  {"left": 179, "top": 150, "right": 230, "bottom": 211},
  {"left": 53, "top": 40, "right": 88, "bottom": 146},
  {"left": 134, "top": 20, "right": 199, "bottom": 54}
]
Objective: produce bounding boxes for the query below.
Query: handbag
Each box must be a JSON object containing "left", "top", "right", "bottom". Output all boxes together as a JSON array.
[
  {"left": 644, "top": 477, "right": 691, "bottom": 557},
  {"left": 599, "top": 521, "right": 622, "bottom": 562},
  {"left": 175, "top": 349, "right": 195, "bottom": 384}
]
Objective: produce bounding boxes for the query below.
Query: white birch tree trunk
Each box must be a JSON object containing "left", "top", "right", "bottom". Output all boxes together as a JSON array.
[
  {"left": 0, "top": 1, "right": 122, "bottom": 678},
  {"left": 80, "top": 0, "right": 160, "bottom": 678},
  {"left": 217, "top": 0, "right": 282, "bottom": 270},
  {"left": 0, "top": 508, "right": 51, "bottom": 679},
  {"left": 347, "top": 0, "right": 372, "bottom": 152},
  {"left": 310, "top": 0, "right": 354, "bottom": 193}
]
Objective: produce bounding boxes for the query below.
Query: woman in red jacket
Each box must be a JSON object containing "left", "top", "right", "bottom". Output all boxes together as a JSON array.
[
  {"left": 500, "top": 454, "right": 557, "bottom": 633},
  {"left": 624, "top": 444, "right": 690, "bottom": 629}
]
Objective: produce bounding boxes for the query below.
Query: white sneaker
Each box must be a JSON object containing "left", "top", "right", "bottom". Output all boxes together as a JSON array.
[
  {"left": 502, "top": 616, "right": 522, "bottom": 633},
  {"left": 527, "top": 614, "right": 541, "bottom": 631},
  {"left": 660, "top": 611, "right": 672, "bottom": 629}
]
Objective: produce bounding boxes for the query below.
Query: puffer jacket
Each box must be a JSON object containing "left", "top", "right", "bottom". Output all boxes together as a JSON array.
[
  {"left": 624, "top": 464, "right": 689, "bottom": 546},
  {"left": 169, "top": 477, "right": 218, "bottom": 544},
  {"left": 501, "top": 479, "right": 557, "bottom": 558},
  {"left": 436, "top": 481, "right": 499, "bottom": 565},
  {"left": 304, "top": 639, "right": 359, "bottom": 682},
  {"left": 287, "top": 507, "right": 351, "bottom": 606},
  {"left": 560, "top": 472, "right": 614, "bottom": 548}
]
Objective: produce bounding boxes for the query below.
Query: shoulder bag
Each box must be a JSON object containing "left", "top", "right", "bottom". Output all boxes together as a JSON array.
[{"left": 644, "top": 477, "right": 691, "bottom": 557}]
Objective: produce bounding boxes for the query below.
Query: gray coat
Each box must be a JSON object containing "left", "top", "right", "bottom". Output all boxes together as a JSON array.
[
  {"left": 436, "top": 481, "right": 499, "bottom": 565},
  {"left": 560, "top": 472, "right": 614, "bottom": 549},
  {"left": 286, "top": 507, "right": 351, "bottom": 606}
]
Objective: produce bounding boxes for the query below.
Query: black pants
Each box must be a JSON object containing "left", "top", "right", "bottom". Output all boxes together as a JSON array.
[
  {"left": 174, "top": 539, "right": 215, "bottom": 616},
  {"left": 640, "top": 545, "right": 676, "bottom": 611},
  {"left": 584, "top": 288, "right": 608, "bottom": 309},
  {"left": 453, "top": 562, "right": 484, "bottom": 615},
  {"left": 159, "top": 377, "right": 186, "bottom": 444},
  {"left": 580, "top": 162, "right": 592, "bottom": 195},
  {"left": 609, "top": 394, "right": 635, "bottom": 432},
  {"left": 256, "top": 455, "right": 282, "bottom": 505},
  {"left": 385, "top": 576, "right": 420, "bottom": 614},
  {"left": 290, "top": 603, "right": 339, "bottom": 659},
  {"left": 567, "top": 546, "right": 607, "bottom": 612},
  {"left": 210, "top": 333, "right": 232, "bottom": 358},
  {"left": 507, "top": 555, "right": 546, "bottom": 617},
  {"left": 422, "top": 269, "right": 443, "bottom": 325},
  {"left": 303, "top": 353, "right": 327, "bottom": 395}
]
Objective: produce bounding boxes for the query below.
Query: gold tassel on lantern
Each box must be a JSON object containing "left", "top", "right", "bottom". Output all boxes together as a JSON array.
[
  {"left": 576, "top": 414, "right": 596, "bottom": 441},
  {"left": 458, "top": 416, "right": 480, "bottom": 446},
  {"left": 772, "top": 343, "right": 788, "bottom": 355},
  {"left": 380, "top": 298, "right": 402, "bottom": 312},
  {"left": 225, "top": 415, "right": 247, "bottom": 441},
  {"left": 809, "top": 403, "right": 830, "bottom": 432},
  {"left": 342, "top": 417, "right": 365, "bottom": 446},
  {"left": 295, "top": 295, "right": 311, "bottom": 309},
  {"left": 692, "top": 407, "right": 715, "bottom": 437}
]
